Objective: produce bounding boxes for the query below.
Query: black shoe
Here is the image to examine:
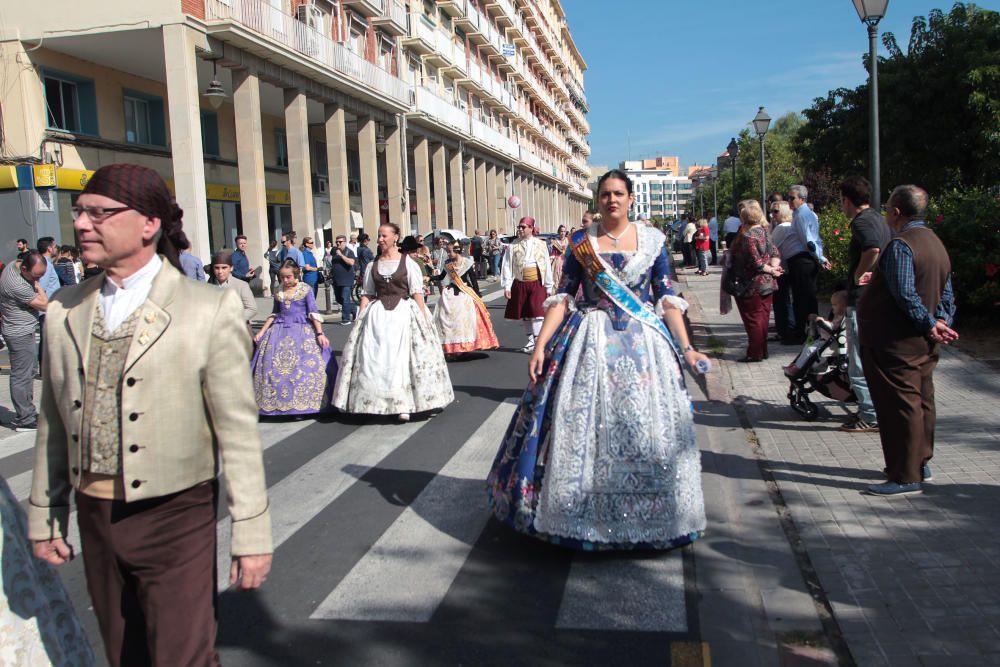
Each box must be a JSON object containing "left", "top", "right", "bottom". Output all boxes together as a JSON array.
[{"left": 15, "top": 421, "right": 38, "bottom": 432}]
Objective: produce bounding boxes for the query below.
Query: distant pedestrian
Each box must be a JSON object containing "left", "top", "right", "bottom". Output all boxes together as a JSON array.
[
  {"left": 681, "top": 218, "right": 697, "bottom": 268},
  {"left": 329, "top": 235, "right": 357, "bottom": 324},
  {"left": 265, "top": 239, "right": 281, "bottom": 291},
  {"left": 280, "top": 232, "right": 304, "bottom": 267},
  {"left": 209, "top": 249, "right": 258, "bottom": 324},
  {"left": 694, "top": 219, "right": 711, "bottom": 275},
  {"left": 484, "top": 230, "right": 502, "bottom": 279},
  {"left": 54, "top": 245, "right": 79, "bottom": 287},
  {"left": 722, "top": 209, "right": 741, "bottom": 248},
  {"left": 859, "top": 185, "right": 957, "bottom": 496},
  {"left": 769, "top": 201, "right": 798, "bottom": 343},
  {"left": 785, "top": 185, "right": 830, "bottom": 344},
  {"left": 15, "top": 238, "right": 29, "bottom": 261},
  {"left": 178, "top": 238, "right": 206, "bottom": 281},
  {"left": 0, "top": 252, "right": 48, "bottom": 431},
  {"left": 36, "top": 237, "right": 61, "bottom": 298},
  {"left": 232, "top": 234, "right": 256, "bottom": 283},
  {"left": 728, "top": 200, "right": 782, "bottom": 362},
  {"left": 708, "top": 214, "right": 719, "bottom": 264},
  {"left": 839, "top": 176, "right": 891, "bottom": 433},
  {"left": 300, "top": 237, "right": 320, "bottom": 296}
]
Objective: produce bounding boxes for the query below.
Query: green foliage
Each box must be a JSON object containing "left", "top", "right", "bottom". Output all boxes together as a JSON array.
[
  {"left": 798, "top": 3, "right": 1000, "bottom": 198},
  {"left": 927, "top": 188, "right": 1000, "bottom": 318},
  {"left": 816, "top": 204, "right": 852, "bottom": 292}
]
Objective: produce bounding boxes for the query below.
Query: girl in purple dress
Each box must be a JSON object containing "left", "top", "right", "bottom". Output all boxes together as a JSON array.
[{"left": 252, "top": 259, "right": 337, "bottom": 416}]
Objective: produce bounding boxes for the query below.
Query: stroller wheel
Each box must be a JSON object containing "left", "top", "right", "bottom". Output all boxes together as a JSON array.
[{"left": 789, "top": 384, "right": 819, "bottom": 420}]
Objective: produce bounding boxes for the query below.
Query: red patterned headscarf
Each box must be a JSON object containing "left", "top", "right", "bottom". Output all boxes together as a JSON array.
[{"left": 81, "top": 164, "right": 187, "bottom": 270}]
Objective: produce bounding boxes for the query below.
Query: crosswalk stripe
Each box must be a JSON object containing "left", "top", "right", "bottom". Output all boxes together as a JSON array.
[
  {"left": 0, "top": 431, "right": 39, "bottom": 459},
  {"left": 216, "top": 418, "right": 431, "bottom": 590},
  {"left": 309, "top": 400, "right": 516, "bottom": 622},
  {"left": 556, "top": 550, "right": 688, "bottom": 632}
]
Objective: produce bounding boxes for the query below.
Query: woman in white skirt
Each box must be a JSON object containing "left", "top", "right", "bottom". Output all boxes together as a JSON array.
[{"left": 332, "top": 222, "right": 453, "bottom": 421}]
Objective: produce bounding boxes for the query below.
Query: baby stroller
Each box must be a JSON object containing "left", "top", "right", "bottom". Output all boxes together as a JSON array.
[{"left": 786, "top": 322, "right": 856, "bottom": 420}]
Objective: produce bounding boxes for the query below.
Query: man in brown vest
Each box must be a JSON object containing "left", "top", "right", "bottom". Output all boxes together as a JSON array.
[{"left": 857, "top": 184, "right": 958, "bottom": 496}]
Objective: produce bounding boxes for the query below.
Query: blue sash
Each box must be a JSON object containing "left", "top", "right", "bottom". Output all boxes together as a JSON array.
[{"left": 569, "top": 229, "right": 683, "bottom": 360}]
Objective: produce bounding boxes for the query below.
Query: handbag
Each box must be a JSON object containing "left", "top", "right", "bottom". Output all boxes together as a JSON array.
[{"left": 722, "top": 271, "right": 751, "bottom": 298}]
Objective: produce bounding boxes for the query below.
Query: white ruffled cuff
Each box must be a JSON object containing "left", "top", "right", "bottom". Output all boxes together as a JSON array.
[
  {"left": 655, "top": 295, "right": 689, "bottom": 318},
  {"left": 309, "top": 312, "right": 324, "bottom": 323},
  {"left": 543, "top": 292, "right": 577, "bottom": 312}
]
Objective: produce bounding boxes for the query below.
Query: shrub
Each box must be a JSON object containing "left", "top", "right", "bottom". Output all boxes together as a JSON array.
[
  {"left": 816, "top": 204, "right": 851, "bottom": 293},
  {"left": 927, "top": 188, "right": 1000, "bottom": 320}
]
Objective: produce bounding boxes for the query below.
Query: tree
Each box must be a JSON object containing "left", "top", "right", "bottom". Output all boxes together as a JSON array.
[{"left": 798, "top": 3, "right": 1000, "bottom": 196}]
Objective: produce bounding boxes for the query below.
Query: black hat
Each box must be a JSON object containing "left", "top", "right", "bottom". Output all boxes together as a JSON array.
[
  {"left": 211, "top": 249, "right": 233, "bottom": 266},
  {"left": 399, "top": 236, "right": 420, "bottom": 253}
]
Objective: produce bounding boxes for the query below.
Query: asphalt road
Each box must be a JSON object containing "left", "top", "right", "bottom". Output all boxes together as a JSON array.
[{"left": 0, "top": 282, "right": 706, "bottom": 666}]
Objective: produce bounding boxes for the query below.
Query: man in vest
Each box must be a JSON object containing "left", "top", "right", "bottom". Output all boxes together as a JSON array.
[
  {"left": 501, "top": 216, "right": 553, "bottom": 352},
  {"left": 29, "top": 164, "right": 272, "bottom": 665},
  {"left": 858, "top": 184, "right": 957, "bottom": 497}
]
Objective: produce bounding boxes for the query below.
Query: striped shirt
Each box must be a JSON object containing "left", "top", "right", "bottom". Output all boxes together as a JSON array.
[{"left": 0, "top": 263, "right": 40, "bottom": 337}]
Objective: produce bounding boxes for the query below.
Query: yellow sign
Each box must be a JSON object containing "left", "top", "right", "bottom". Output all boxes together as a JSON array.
[
  {"left": 56, "top": 168, "right": 94, "bottom": 191},
  {"left": 0, "top": 166, "right": 17, "bottom": 189},
  {"left": 33, "top": 164, "right": 57, "bottom": 187}
]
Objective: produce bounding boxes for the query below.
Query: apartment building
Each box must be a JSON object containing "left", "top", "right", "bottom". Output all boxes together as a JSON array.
[
  {"left": 619, "top": 160, "right": 693, "bottom": 221},
  {"left": 0, "top": 0, "right": 592, "bottom": 289}
]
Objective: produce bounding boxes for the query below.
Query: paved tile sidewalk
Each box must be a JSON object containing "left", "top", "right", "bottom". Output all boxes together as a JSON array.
[{"left": 679, "top": 262, "right": 1000, "bottom": 667}]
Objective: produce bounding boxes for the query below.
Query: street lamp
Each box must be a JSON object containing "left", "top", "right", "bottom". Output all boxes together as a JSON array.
[
  {"left": 752, "top": 106, "right": 771, "bottom": 210},
  {"left": 854, "top": 0, "right": 889, "bottom": 209},
  {"left": 726, "top": 137, "right": 738, "bottom": 216}
]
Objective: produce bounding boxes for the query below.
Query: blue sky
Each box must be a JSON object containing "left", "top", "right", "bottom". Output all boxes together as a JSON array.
[{"left": 566, "top": 0, "right": 998, "bottom": 171}]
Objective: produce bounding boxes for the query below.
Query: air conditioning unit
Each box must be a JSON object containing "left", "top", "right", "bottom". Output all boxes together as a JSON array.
[
  {"left": 458, "top": 100, "right": 468, "bottom": 110},
  {"left": 444, "top": 86, "right": 454, "bottom": 96},
  {"left": 313, "top": 176, "right": 329, "bottom": 194}
]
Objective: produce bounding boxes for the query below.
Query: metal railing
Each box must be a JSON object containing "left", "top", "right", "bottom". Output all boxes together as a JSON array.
[
  {"left": 414, "top": 86, "right": 471, "bottom": 134},
  {"left": 383, "top": 0, "right": 407, "bottom": 28},
  {"left": 470, "top": 117, "right": 519, "bottom": 159},
  {"left": 205, "top": 0, "right": 411, "bottom": 105}
]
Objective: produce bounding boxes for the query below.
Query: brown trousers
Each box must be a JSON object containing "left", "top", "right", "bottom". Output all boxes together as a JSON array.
[
  {"left": 76, "top": 481, "right": 220, "bottom": 667},
  {"left": 861, "top": 345, "right": 938, "bottom": 484}
]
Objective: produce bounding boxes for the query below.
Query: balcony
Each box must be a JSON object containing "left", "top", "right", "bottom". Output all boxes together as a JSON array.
[
  {"left": 425, "top": 31, "right": 467, "bottom": 76},
  {"left": 372, "top": 0, "right": 407, "bottom": 36},
  {"left": 436, "top": 0, "right": 466, "bottom": 18},
  {"left": 342, "top": 0, "right": 383, "bottom": 17},
  {"left": 203, "top": 0, "right": 412, "bottom": 107},
  {"left": 401, "top": 12, "right": 437, "bottom": 54},
  {"left": 413, "top": 86, "right": 471, "bottom": 135},
  {"left": 470, "top": 117, "right": 519, "bottom": 160}
]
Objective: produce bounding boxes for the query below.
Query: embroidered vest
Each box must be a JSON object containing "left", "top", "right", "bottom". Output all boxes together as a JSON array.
[
  {"left": 80, "top": 303, "right": 141, "bottom": 476},
  {"left": 511, "top": 239, "right": 547, "bottom": 282},
  {"left": 375, "top": 257, "right": 412, "bottom": 311}
]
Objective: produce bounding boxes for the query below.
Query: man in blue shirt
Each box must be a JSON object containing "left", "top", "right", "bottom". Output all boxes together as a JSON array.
[
  {"left": 857, "top": 185, "right": 957, "bottom": 497},
  {"left": 785, "top": 185, "right": 830, "bottom": 344},
  {"left": 278, "top": 233, "right": 304, "bottom": 267},
  {"left": 36, "top": 237, "right": 61, "bottom": 298},
  {"left": 232, "top": 235, "right": 255, "bottom": 283}
]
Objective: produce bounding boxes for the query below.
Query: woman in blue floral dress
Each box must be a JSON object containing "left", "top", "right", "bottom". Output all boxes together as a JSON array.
[{"left": 487, "top": 169, "right": 709, "bottom": 550}]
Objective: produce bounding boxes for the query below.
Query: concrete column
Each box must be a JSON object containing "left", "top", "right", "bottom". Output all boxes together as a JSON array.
[
  {"left": 475, "top": 159, "right": 489, "bottom": 233},
  {"left": 283, "top": 88, "right": 313, "bottom": 240},
  {"left": 385, "top": 121, "right": 406, "bottom": 232},
  {"left": 449, "top": 148, "right": 466, "bottom": 233},
  {"left": 413, "top": 135, "right": 432, "bottom": 233},
  {"left": 324, "top": 104, "right": 350, "bottom": 239},
  {"left": 230, "top": 68, "right": 269, "bottom": 295},
  {"left": 431, "top": 143, "right": 449, "bottom": 231},
  {"left": 162, "top": 24, "right": 209, "bottom": 260},
  {"left": 485, "top": 163, "right": 499, "bottom": 233},
  {"left": 357, "top": 116, "right": 379, "bottom": 239},
  {"left": 463, "top": 154, "right": 477, "bottom": 231}
]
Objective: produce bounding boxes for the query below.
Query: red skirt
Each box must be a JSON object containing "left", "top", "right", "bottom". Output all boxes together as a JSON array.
[{"left": 505, "top": 279, "right": 547, "bottom": 319}]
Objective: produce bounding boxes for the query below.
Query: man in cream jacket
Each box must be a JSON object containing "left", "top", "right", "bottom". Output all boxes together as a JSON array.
[{"left": 29, "top": 164, "right": 272, "bottom": 667}]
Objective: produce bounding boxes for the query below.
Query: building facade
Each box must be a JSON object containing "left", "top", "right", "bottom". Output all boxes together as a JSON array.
[
  {"left": 619, "top": 160, "right": 693, "bottom": 221},
  {"left": 0, "top": 0, "right": 592, "bottom": 291}
]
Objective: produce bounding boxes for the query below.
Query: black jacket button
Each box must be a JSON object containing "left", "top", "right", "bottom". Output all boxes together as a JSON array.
[
  {"left": 71, "top": 467, "right": 79, "bottom": 475},
  {"left": 131, "top": 480, "right": 141, "bottom": 489},
  {"left": 129, "top": 413, "right": 138, "bottom": 422},
  {"left": 73, "top": 400, "right": 82, "bottom": 408},
  {"left": 126, "top": 378, "right": 136, "bottom": 387},
  {"left": 129, "top": 445, "right": 139, "bottom": 453},
  {"left": 71, "top": 434, "right": 79, "bottom": 442}
]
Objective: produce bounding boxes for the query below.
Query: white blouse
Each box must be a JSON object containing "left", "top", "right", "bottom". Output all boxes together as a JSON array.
[{"left": 362, "top": 255, "right": 425, "bottom": 297}]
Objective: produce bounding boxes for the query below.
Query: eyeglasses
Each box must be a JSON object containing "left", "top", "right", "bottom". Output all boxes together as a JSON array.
[
  {"left": 71, "top": 205, "right": 132, "bottom": 222},
  {"left": 516, "top": 225, "right": 526, "bottom": 229}
]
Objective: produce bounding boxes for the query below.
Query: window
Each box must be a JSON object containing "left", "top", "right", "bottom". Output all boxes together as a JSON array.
[
  {"left": 275, "top": 128, "right": 288, "bottom": 168},
  {"left": 43, "top": 70, "right": 98, "bottom": 134},
  {"left": 201, "top": 111, "right": 220, "bottom": 157},
  {"left": 123, "top": 90, "right": 165, "bottom": 146}
]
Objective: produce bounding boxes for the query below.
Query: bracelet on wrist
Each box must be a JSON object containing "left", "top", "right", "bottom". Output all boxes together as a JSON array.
[{"left": 683, "top": 344, "right": 695, "bottom": 353}]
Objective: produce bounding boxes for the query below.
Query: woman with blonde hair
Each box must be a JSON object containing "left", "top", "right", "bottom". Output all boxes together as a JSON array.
[{"left": 726, "top": 200, "right": 783, "bottom": 362}]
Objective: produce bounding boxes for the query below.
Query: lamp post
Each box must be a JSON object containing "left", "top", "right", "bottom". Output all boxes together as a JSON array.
[
  {"left": 711, "top": 167, "right": 718, "bottom": 221},
  {"left": 726, "top": 137, "right": 739, "bottom": 216},
  {"left": 752, "top": 106, "right": 771, "bottom": 210},
  {"left": 854, "top": 0, "right": 889, "bottom": 210}
]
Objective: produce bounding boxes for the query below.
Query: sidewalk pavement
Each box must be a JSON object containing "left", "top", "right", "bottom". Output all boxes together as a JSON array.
[{"left": 678, "top": 259, "right": 1000, "bottom": 667}]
